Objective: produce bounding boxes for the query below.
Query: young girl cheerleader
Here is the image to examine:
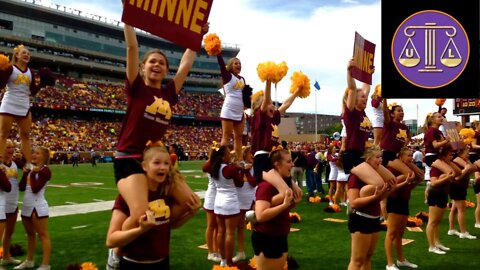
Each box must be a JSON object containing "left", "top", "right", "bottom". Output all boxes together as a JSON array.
[
  {"left": 15, "top": 146, "right": 52, "bottom": 270},
  {"left": 251, "top": 148, "right": 300, "bottom": 270},
  {"left": 115, "top": 17, "right": 208, "bottom": 231},
  {"left": 1, "top": 140, "right": 21, "bottom": 266},
  {"left": 0, "top": 45, "right": 55, "bottom": 168},
  {"left": 210, "top": 145, "right": 244, "bottom": 267},
  {"left": 106, "top": 146, "right": 200, "bottom": 269}
]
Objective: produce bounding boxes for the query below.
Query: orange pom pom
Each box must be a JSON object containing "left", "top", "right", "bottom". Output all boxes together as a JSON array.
[
  {"left": 435, "top": 98, "right": 446, "bottom": 106},
  {"left": 290, "top": 71, "right": 310, "bottom": 98},
  {"left": 0, "top": 54, "right": 10, "bottom": 70},
  {"left": 257, "top": 61, "right": 289, "bottom": 84},
  {"left": 375, "top": 84, "right": 381, "bottom": 97},
  {"left": 203, "top": 33, "right": 222, "bottom": 56}
]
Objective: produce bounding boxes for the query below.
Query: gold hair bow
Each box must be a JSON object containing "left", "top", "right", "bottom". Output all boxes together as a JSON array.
[
  {"left": 13, "top": 44, "right": 25, "bottom": 53},
  {"left": 270, "top": 145, "right": 284, "bottom": 152},
  {"left": 145, "top": 140, "right": 164, "bottom": 148},
  {"left": 388, "top": 102, "right": 398, "bottom": 111},
  {"left": 427, "top": 112, "right": 434, "bottom": 117},
  {"left": 211, "top": 141, "right": 220, "bottom": 151}
]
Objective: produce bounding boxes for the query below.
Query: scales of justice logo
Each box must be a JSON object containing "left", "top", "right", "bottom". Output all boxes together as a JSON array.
[{"left": 392, "top": 10, "right": 470, "bottom": 89}]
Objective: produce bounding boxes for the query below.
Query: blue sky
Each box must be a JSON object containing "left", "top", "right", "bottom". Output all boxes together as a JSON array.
[{"left": 38, "top": 0, "right": 462, "bottom": 125}]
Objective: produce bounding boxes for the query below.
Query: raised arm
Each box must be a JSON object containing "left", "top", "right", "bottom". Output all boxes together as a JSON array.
[
  {"left": 382, "top": 98, "right": 391, "bottom": 125},
  {"left": 346, "top": 59, "right": 357, "bottom": 112},
  {"left": 261, "top": 80, "right": 272, "bottom": 113},
  {"left": 278, "top": 88, "right": 301, "bottom": 115},
  {"left": 124, "top": 24, "right": 140, "bottom": 86}
]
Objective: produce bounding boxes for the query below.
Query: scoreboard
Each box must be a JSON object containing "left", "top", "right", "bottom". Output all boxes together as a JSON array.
[{"left": 453, "top": 99, "right": 480, "bottom": 115}]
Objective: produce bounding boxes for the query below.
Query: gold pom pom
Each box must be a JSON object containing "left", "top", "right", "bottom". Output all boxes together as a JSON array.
[
  {"left": 0, "top": 54, "right": 10, "bottom": 70},
  {"left": 290, "top": 71, "right": 310, "bottom": 98},
  {"left": 257, "top": 61, "right": 289, "bottom": 84},
  {"left": 459, "top": 128, "right": 475, "bottom": 145},
  {"left": 203, "top": 33, "right": 222, "bottom": 56},
  {"left": 375, "top": 84, "right": 381, "bottom": 97}
]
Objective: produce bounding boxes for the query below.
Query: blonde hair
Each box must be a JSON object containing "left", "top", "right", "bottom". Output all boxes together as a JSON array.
[
  {"left": 35, "top": 146, "right": 50, "bottom": 165},
  {"left": 361, "top": 144, "right": 381, "bottom": 161},
  {"left": 423, "top": 112, "right": 440, "bottom": 132},
  {"left": 143, "top": 146, "right": 181, "bottom": 196},
  {"left": 226, "top": 57, "right": 240, "bottom": 73},
  {"left": 12, "top": 44, "right": 27, "bottom": 65}
]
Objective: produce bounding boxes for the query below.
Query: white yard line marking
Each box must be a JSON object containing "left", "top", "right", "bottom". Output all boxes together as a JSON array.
[{"left": 72, "top": 225, "right": 89, "bottom": 229}]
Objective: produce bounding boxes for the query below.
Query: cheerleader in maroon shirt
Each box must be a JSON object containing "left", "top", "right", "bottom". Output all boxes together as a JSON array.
[
  {"left": 347, "top": 145, "right": 392, "bottom": 270},
  {"left": 115, "top": 17, "right": 209, "bottom": 232},
  {"left": 384, "top": 148, "right": 422, "bottom": 270},
  {"left": 447, "top": 147, "right": 477, "bottom": 239},
  {"left": 251, "top": 148, "right": 300, "bottom": 270},
  {"left": 426, "top": 146, "right": 456, "bottom": 255},
  {"left": 106, "top": 146, "right": 200, "bottom": 270}
]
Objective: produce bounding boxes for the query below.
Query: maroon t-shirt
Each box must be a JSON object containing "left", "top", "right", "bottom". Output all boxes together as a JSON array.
[
  {"left": 343, "top": 108, "right": 371, "bottom": 152},
  {"left": 430, "top": 167, "right": 451, "bottom": 194},
  {"left": 347, "top": 174, "right": 381, "bottom": 216},
  {"left": 388, "top": 168, "right": 413, "bottom": 200},
  {"left": 475, "top": 131, "right": 480, "bottom": 154},
  {"left": 452, "top": 161, "right": 470, "bottom": 190},
  {"left": 114, "top": 190, "right": 172, "bottom": 261},
  {"left": 380, "top": 121, "right": 410, "bottom": 153},
  {"left": 116, "top": 74, "right": 178, "bottom": 153},
  {"left": 424, "top": 127, "right": 443, "bottom": 154},
  {"left": 254, "top": 181, "right": 291, "bottom": 236},
  {"left": 250, "top": 109, "right": 281, "bottom": 153}
]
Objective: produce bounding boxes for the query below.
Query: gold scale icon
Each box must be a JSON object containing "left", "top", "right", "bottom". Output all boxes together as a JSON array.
[{"left": 398, "top": 23, "right": 462, "bottom": 72}]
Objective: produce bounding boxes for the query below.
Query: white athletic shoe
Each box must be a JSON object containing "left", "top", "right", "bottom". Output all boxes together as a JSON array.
[
  {"left": 232, "top": 252, "right": 246, "bottom": 263},
  {"left": 1, "top": 257, "right": 21, "bottom": 265},
  {"left": 13, "top": 261, "right": 34, "bottom": 270},
  {"left": 396, "top": 259, "right": 418, "bottom": 268},
  {"left": 435, "top": 243, "right": 450, "bottom": 251},
  {"left": 386, "top": 264, "right": 399, "bottom": 270},
  {"left": 428, "top": 247, "right": 446, "bottom": 255},
  {"left": 474, "top": 223, "right": 480, "bottom": 229},
  {"left": 459, "top": 232, "right": 477, "bottom": 239},
  {"left": 447, "top": 229, "right": 460, "bottom": 236},
  {"left": 245, "top": 210, "right": 257, "bottom": 225}
]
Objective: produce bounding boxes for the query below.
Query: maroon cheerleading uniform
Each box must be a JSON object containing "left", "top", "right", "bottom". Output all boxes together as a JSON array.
[
  {"left": 250, "top": 109, "right": 281, "bottom": 153},
  {"left": 342, "top": 108, "right": 371, "bottom": 174},
  {"left": 428, "top": 167, "right": 451, "bottom": 208},
  {"left": 254, "top": 181, "right": 291, "bottom": 237},
  {"left": 424, "top": 127, "right": 444, "bottom": 155},
  {"left": 114, "top": 190, "right": 172, "bottom": 261},
  {"left": 348, "top": 174, "right": 381, "bottom": 216},
  {"left": 381, "top": 121, "right": 409, "bottom": 153}
]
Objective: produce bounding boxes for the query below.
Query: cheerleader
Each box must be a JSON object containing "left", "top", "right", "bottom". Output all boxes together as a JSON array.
[
  {"left": 370, "top": 84, "right": 383, "bottom": 145},
  {"left": 201, "top": 147, "right": 220, "bottom": 262},
  {"left": 1, "top": 140, "right": 21, "bottom": 266},
  {"left": 233, "top": 146, "right": 257, "bottom": 263},
  {"left": 15, "top": 146, "right": 51, "bottom": 270},
  {"left": 0, "top": 45, "right": 54, "bottom": 169},
  {"left": 326, "top": 145, "right": 339, "bottom": 205},
  {"left": 210, "top": 146, "right": 243, "bottom": 267},
  {"left": 216, "top": 53, "right": 247, "bottom": 162},
  {"left": 106, "top": 146, "right": 200, "bottom": 270},
  {"left": 251, "top": 148, "right": 300, "bottom": 270}
]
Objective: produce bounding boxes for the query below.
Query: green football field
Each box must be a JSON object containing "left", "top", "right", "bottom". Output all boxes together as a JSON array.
[{"left": 5, "top": 161, "right": 480, "bottom": 269}]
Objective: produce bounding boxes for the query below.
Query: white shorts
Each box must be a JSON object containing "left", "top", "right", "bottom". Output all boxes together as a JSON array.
[
  {"left": 371, "top": 116, "right": 384, "bottom": 128},
  {"left": 337, "top": 171, "right": 348, "bottom": 182},
  {"left": 329, "top": 166, "right": 339, "bottom": 180}
]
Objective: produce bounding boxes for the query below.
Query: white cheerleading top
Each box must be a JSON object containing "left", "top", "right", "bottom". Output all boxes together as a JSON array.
[
  {"left": 0, "top": 66, "right": 32, "bottom": 116},
  {"left": 236, "top": 167, "right": 256, "bottom": 210},
  {"left": 1, "top": 161, "right": 19, "bottom": 214},
  {"left": 203, "top": 173, "right": 217, "bottom": 211},
  {"left": 220, "top": 74, "right": 245, "bottom": 121},
  {"left": 21, "top": 168, "right": 49, "bottom": 217},
  {"left": 213, "top": 164, "right": 240, "bottom": 215}
]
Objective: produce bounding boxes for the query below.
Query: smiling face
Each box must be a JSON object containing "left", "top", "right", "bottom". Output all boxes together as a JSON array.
[
  {"left": 355, "top": 89, "right": 368, "bottom": 110},
  {"left": 4, "top": 140, "right": 15, "bottom": 160},
  {"left": 391, "top": 106, "right": 404, "bottom": 122},
  {"left": 366, "top": 150, "right": 382, "bottom": 170},
  {"left": 143, "top": 151, "right": 171, "bottom": 184},
  {"left": 14, "top": 47, "right": 30, "bottom": 67},
  {"left": 274, "top": 152, "right": 294, "bottom": 178},
  {"left": 31, "top": 147, "right": 47, "bottom": 166},
  {"left": 141, "top": 51, "right": 168, "bottom": 86},
  {"left": 227, "top": 57, "right": 242, "bottom": 76}
]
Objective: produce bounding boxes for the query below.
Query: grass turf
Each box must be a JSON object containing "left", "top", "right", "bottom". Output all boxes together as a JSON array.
[{"left": 4, "top": 161, "right": 480, "bottom": 269}]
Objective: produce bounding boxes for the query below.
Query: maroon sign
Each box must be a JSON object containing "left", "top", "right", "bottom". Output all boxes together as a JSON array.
[
  {"left": 351, "top": 32, "right": 376, "bottom": 85},
  {"left": 122, "top": 0, "right": 214, "bottom": 51}
]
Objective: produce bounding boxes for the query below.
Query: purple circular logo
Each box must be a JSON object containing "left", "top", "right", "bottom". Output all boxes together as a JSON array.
[{"left": 391, "top": 10, "right": 469, "bottom": 89}]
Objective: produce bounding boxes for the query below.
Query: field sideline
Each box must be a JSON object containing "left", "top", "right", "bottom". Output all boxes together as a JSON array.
[{"left": 5, "top": 161, "right": 480, "bottom": 269}]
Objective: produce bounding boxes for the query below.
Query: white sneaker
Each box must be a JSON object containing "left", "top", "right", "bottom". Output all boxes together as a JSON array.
[
  {"left": 386, "top": 264, "right": 399, "bottom": 270},
  {"left": 1, "top": 257, "right": 21, "bottom": 265},
  {"left": 459, "top": 232, "right": 477, "bottom": 239},
  {"left": 36, "top": 265, "right": 50, "bottom": 270},
  {"left": 428, "top": 247, "right": 446, "bottom": 255},
  {"left": 106, "top": 248, "right": 120, "bottom": 270},
  {"left": 447, "top": 229, "right": 460, "bottom": 236},
  {"left": 328, "top": 202, "right": 333, "bottom": 206},
  {"left": 435, "top": 243, "right": 450, "bottom": 251},
  {"left": 232, "top": 252, "right": 246, "bottom": 263},
  {"left": 245, "top": 210, "right": 256, "bottom": 225},
  {"left": 207, "top": 253, "right": 221, "bottom": 262},
  {"left": 474, "top": 223, "right": 480, "bottom": 229},
  {"left": 397, "top": 259, "right": 418, "bottom": 268},
  {"left": 13, "top": 261, "right": 34, "bottom": 270}
]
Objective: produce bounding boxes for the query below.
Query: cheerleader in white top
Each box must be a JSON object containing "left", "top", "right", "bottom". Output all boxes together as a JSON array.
[
  {"left": 217, "top": 54, "right": 247, "bottom": 162},
  {"left": 0, "top": 45, "right": 55, "bottom": 168},
  {"left": 17, "top": 146, "right": 52, "bottom": 270},
  {"left": 0, "top": 146, "right": 12, "bottom": 264},
  {"left": 1, "top": 139, "right": 21, "bottom": 266},
  {"left": 202, "top": 146, "right": 220, "bottom": 262},
  {"left": 209, "top": 145, "right": 243, "bottom": 267},
  {"left": 370, "top": 84, "right": 384, "bottom": 145},
  {"left": 233, "top": 146, "right": 257, "bottom": 263}
]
